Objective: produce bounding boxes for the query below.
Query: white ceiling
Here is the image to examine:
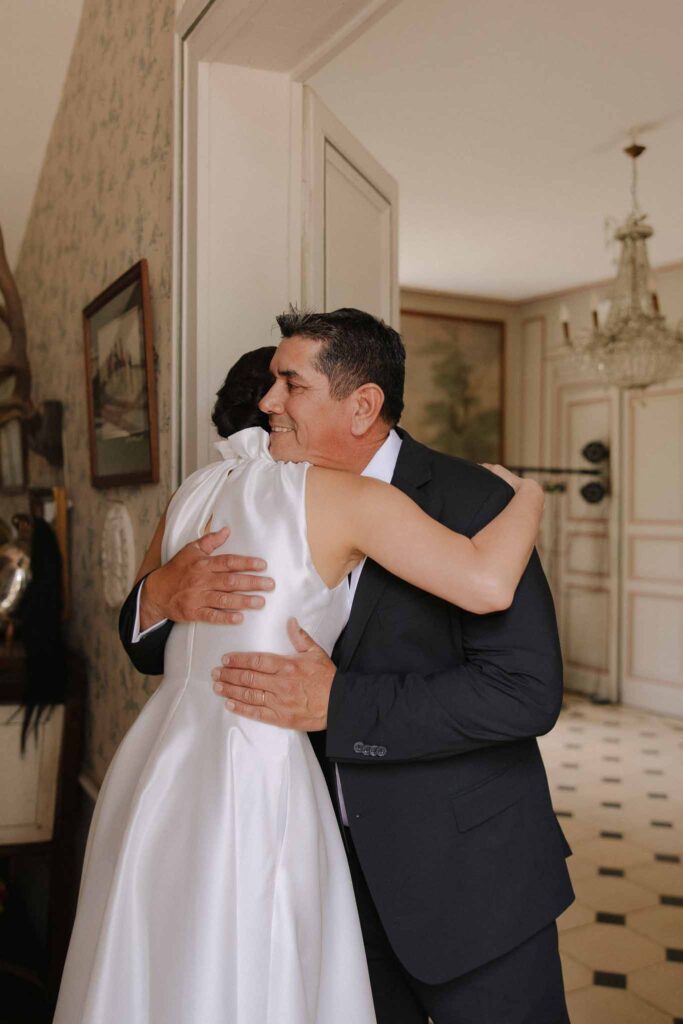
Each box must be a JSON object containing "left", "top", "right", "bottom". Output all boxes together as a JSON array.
[
  {"left": 309, "top": 0, "right": 683, "bottom": 300},
  {"left": 2, "top": 0, "right": 681, "bottom": 301},
  {"left": 1, "top": 0, "right": 83, "bottom": 269}
]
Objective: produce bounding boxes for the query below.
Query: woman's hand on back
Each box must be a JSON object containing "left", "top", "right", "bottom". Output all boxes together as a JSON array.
[
  {"left": 481, "top": 463, "right": 545, "bottom": 504},
  {"left": 480, "top": 463, "right": 526, "bottom": 493}
]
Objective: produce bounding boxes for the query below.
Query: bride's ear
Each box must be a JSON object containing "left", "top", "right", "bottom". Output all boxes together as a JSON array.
[{"left": 350, "top": 383, "right": 386, "bottom": 437}]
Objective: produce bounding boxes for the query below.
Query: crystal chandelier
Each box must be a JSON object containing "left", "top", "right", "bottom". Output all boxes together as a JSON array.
[{"left": 568, "top": 142, "right": 683, "bottom": 389}]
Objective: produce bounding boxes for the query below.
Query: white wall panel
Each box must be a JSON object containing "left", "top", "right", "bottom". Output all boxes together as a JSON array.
[
  {"left": 302, "top": 87, "right": 399, "bottom": 326},
  {"left": 627, "top": 594, "right": 682, "bottom": 687},
  {"left": 554, "top": 383, "right": 619, "bottom": 701},
  {"left": 564, "top": 586, "right": 610, "bottom": 674},
  {"left": 566, "top": 532, "right": 610, "bottom": 577},
  {"left": 629, "top": 389, "right": 683, "bottom": 524},
  {"left": 630, "top": 536, "right": 683, "bottom": 583},
  {"left": 622, "top": 383, "right": 683, "bottom": 716},
  {"left": 324, "top": 144, "right": 392, "bottom": 317}
]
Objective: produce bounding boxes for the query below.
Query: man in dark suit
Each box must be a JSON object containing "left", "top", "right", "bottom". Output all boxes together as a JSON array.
[{"left": 120, "top": 309, "right": 574, "bottom": 1023}]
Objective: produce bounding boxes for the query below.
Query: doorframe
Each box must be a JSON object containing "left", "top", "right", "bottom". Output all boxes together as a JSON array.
[{"left": 172, "top": 0, "right": 402, "bottom": 480}]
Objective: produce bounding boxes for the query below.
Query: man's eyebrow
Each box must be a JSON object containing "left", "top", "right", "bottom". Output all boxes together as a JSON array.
[{"left": 276, "top": 368, "right": 305, "bottom": 381}]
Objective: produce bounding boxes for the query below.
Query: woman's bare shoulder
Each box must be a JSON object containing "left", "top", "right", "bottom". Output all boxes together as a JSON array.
[{"left": 306, "top": 465, "right": 369, "bottom": 500}]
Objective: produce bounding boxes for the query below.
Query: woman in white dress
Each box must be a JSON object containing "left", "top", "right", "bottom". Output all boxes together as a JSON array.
[{"left": 54, "top": 349, "right": 545, "bottom": 1024}]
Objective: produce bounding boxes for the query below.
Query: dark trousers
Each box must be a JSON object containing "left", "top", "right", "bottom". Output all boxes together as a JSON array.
[{"left": 344, "top": 830, "right": 571, "bottom": 1024}]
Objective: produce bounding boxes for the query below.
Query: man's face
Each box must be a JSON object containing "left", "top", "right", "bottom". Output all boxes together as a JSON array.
[{"left": 259, "top": 336, "right": 354, "bottom": 467}]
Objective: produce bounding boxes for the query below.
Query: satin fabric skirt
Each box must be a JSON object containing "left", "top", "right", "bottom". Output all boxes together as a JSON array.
[{"left": 53, "top": 672, "right": 376, "bottom": 1023}]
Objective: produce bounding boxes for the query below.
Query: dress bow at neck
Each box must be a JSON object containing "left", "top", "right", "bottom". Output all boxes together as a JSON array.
[{"left": 214, "top": 426, "right": 273, "bottom": 464}]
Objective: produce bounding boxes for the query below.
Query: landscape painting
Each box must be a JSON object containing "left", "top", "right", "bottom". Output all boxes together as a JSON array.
[{"left": 400, "top": 310, "right": 504, "bottom": 463}]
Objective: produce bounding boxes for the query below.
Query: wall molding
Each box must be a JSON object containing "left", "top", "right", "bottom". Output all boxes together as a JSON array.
[
  {"left": 566, "top": 530, "right": 610, "bottom": 578},
  {"left": 628, "top": 534, "right": 683, "bottom": 585},
  {"left": 626, "top": 591, "right": 683, "bottom": 690},
  {"left": 401, "top": 259, "right": 683, "bottom": 309},
  {"left": 627, "top": 386, "right": 683, "bottom": 526},
  {"left": 562, "top": 582, "right": 611, "bottom": 675}
]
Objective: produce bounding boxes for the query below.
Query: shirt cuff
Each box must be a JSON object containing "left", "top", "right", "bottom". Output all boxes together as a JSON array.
[{"left": 131, "top": 578, "right": 169, "bottom": 643}]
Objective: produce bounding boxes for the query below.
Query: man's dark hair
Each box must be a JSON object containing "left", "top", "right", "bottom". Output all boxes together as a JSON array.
[
  {"left": 212, "top": 346, "right": 276, "bottom": 437},
  {"left": 275, "top": 307, "right": 405, "bottom": 425}
]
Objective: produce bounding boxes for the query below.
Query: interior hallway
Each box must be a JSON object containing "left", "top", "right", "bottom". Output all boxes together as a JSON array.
[{"left": 540, "top": 693, "right": 683, "bottom": 1022}]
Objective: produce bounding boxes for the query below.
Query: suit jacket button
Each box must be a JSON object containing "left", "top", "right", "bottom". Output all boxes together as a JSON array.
[
  {"left": 369, "top": 745, "right": 378, "bottom": 757},
  {"left": 362, "top": 744, "right": 371, "bottom": 756},
  {"left": 353, "top": 741, "right": 364, "bottom": 753},
  {"left": 377, "top": 746, "right": 387, "bottom": 757}
]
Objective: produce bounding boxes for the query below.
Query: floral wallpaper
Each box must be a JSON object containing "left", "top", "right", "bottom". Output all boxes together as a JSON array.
[{"left": 1, "top": 0, "right": 176, "bottom": 786}]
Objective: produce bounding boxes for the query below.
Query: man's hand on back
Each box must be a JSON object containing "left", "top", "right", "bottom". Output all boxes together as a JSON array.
[
  {"left": 140, "top": 526, "right": 275, "bottom": 629},
  {"left": 210, "top": 618, "right": 336, "bottom": 731}
]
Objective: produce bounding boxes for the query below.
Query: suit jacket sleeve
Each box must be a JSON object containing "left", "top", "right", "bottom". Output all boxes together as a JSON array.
[
  {"left": 326, "top": 484, "right": 564, "bottom": 763},
  {"left": 118, "top": 576, "right": 173, "bottom": 676}
]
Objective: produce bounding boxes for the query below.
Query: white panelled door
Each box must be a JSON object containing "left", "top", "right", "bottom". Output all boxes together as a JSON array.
[
  {"left": 301, "top": 87, "right": 399, "bottom": 326},
  {"left": 621, "top": 382, "right": 683, "bottom": 716},
  {"left": 554, "top": 383, "right": 621, "bottom": 703}
]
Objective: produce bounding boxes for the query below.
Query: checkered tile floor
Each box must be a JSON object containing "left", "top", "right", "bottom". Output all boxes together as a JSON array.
[{"left": 538, "top": 692, "right": 683, "bottom": 1023}]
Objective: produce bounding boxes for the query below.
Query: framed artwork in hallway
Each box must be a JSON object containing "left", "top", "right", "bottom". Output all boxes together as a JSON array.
[
  {"left": 399, "top": 309, "right": 505, "bottom": 463},
  {"left": 83, "top": 260, "right": 159, "bottom": 487}
]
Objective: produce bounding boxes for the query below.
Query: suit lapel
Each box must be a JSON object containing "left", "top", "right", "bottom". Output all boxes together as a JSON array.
[{"left": 335, "top": 430, "right": 441, "bottom": 671}]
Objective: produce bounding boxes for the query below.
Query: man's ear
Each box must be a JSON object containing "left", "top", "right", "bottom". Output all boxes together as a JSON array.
[{"left": 350, "top": 383, "right": 385, "bottom": 436}]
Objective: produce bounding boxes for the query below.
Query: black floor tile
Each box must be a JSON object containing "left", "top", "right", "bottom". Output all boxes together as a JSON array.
[
  {"left": 666, "top": 948, "right": 683, "bottom": 962},
  {"left": 596, "top": 911, "right": 625, "bottom": 925},
  {"left": 598, "top": 867, "right": 624, "bottom": 877},
  {"left": 593, "top": 970, "right": 626, "bottom": 988},
  {"left": 661, "top": 895, "right": 683, "bottom": 907}
]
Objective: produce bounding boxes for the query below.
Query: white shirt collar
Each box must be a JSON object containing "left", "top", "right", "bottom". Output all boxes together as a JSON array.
[{"left": 360, "top": 429, "right": 402, "bottom": 484}]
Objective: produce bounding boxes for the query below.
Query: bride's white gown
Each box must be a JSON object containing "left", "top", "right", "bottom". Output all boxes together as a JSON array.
[{"left": 54, "top": 427, "right": 377, "bottom": 1024}]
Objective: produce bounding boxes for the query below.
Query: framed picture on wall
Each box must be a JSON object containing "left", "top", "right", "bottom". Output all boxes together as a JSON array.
[
  {"left": 400, "top": 309, "right": 505, "bottom": 463},
  {"left": 83, "top": 260, "right": 159, "bottom": 487}
]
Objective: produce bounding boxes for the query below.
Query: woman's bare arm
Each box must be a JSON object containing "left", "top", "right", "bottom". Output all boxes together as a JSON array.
[{"left": 306, "top": 467, "right": 544, "bottom": 614}]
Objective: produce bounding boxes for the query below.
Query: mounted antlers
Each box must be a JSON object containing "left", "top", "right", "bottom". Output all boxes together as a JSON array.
[{"left": 0, "top": 222, "right": 33, "bottom": 428}]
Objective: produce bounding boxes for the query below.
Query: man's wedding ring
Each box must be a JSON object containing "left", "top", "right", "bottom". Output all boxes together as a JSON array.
[{"left": 242, "top": 687, "right": 266, "bottom": 706}]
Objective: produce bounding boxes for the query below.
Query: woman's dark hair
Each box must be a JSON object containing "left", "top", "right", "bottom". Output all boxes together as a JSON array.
[
  {"left": 276, "top": 307, "right": 405, "bottom": 425},
  {"left": 212, "top": 346, "right": 276, "bottom": 437}
]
